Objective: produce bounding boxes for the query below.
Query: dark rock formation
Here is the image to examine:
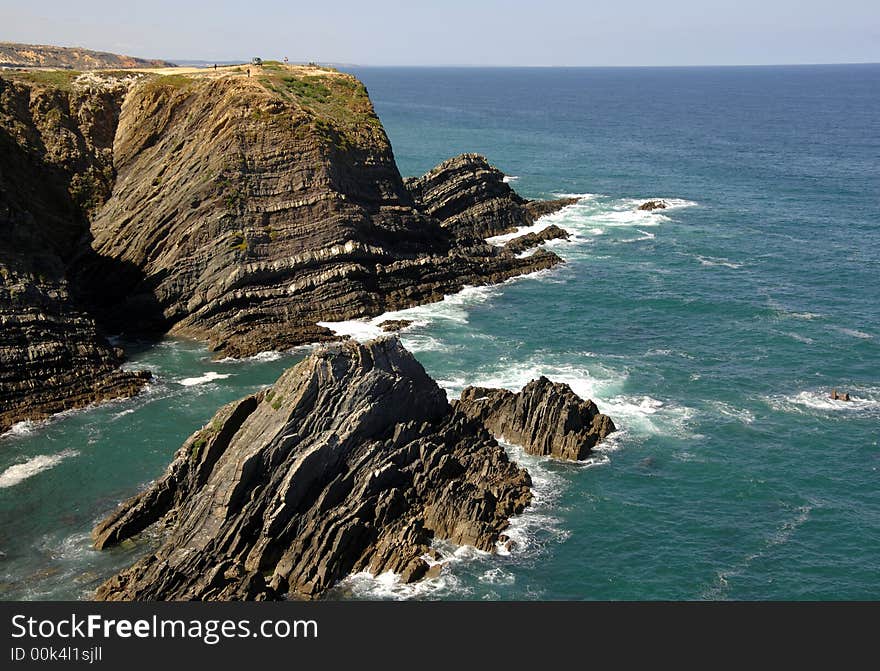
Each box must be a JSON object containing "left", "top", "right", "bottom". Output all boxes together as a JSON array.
[
  {"left": 638, "top": 200, "right": 667, "bottom": 211},
  {"left": 0, "top": 42, "right": 175, "bottom": 69},
  {"left": 73, "top": 72, "right": 566, "bottom": 357},
  {"left": 457, "top": 377, "right": 616, "bottom": 461},
  {"left": 405, "top": 153, "right": 577, "bottom": 239},
  {"left": 503, "top": 225, "right": 570, "bottom": 255},
  {"left": 0, "top": 73, "right": 151, "bottom": 432},
  {"left": 378, "top": 319, "right": 413, "bottom": 332},
  {"left": 1, "top": 64, "right": 569, "bottom": 429},
  {"left": 93, "top": 337, "right": 531, "bottom": 600}
]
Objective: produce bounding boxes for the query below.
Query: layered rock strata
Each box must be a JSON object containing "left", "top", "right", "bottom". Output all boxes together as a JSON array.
[
  {"left": 1, "top": 62, "right": 576, "bottom": 430},
  {"left": 93, "top": 337, "right": 532, "bottom": 600},
  {"left": 404, "top": 153, "right": 577, "bottom": 239},
  {"left": 0, "top": 73, "right": 150, "bottom": 432},
  {"left": 457, "top": 377, "right": 616, "bottom": 461}
]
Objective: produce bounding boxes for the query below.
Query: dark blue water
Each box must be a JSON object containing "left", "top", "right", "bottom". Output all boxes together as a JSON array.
[{"left": 2, "top": 66, "right": 878, "bottom": 600}]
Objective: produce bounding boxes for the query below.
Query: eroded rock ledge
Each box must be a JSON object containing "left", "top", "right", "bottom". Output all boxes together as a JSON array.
[
  {"left": 93, "top": 337, "right": 532, "bottom": 600},
  {"left": 457, "top": 377, "right": 616, "bottom": 461}
]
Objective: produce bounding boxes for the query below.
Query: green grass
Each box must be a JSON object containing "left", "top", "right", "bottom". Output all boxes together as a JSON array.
[
  {"left": 190, "top": 435, "right": 207, "bottom": 461},
  {"left": 255, "top": 70, "right": 382, "bottom": 149},
  {"left": 5, "top": 69, "right": 81, "bottom": 90},
  {"left": 140, "top": 73, "right": 194, "bottom": 95}
]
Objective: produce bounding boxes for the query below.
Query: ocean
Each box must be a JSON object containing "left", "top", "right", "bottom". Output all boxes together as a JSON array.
[{"left": 1, "top": 65, "right": 878, "bottom": 600}]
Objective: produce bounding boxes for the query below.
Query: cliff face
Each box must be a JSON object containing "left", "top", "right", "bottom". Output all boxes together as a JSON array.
[
  {"left": 76, "top": 66, "right": 568, "bottom": 357},
  {"left": 0, "top": 73, "right": 150, "bottom": 432},
  {"left": 0, "top": 42, "right": 175, "bottom": 69},
  {"left": 0, "top": 62, "right": 574, "bottom": 429},
  {"left": 93, "top": 338, "right": 532, "bottom": 600}
]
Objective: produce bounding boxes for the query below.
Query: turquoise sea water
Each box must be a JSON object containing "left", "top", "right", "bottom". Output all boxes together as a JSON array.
[{"left": 2, "top": 66, "right": 879, "bottom": 600}]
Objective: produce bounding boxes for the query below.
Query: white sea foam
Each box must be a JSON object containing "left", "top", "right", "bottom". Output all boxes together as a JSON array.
[
  {"left": 227, "top": 350, "right": 285, "bottom": 363},
  {"left": 787, "top": 311, "right": 824, "bottom": 321},
  {"left": 552, "top": 192, "right": 599, "bottom": 200},
  {"left": 502, "top": 175, "right": 519, "bottom": 183},
  {"left": 707, "top": 400, "right": 756, "bottom": 425},
  {"left": 3, "top": 420, "right": 37, "bottom": 439},
  {"left": 319, "top": 285, "right": 499, "bottom": 342},
  {"left": 538, "top": 196, "right": 698, "bottom": 247},
  {"left": 696, "top": 255, "right": 744, "bottom": 269},
  {"left": 766, "top": 388, "right": 880, "bottom": 416},
  {"left": 620, "top": 229, "right": 657, "bottom": 244},
  {"left": 780, "top": 331, "right": 815, "bottom": 344},
  {"left": 645, "top": 348, "right": 695, "bottom": 360},
  {"left": 831, "top": 326, "right": 873, "bottom": 340},
  {"left": 0, "top": 450, "right": 79, "bottom": 489},
  {"left": 0, "top": 391, "right": 151, "bottom": 440},
  {"left": 486, "top": 196, "right": 586, "bottom": 246},
  {"left": 441, "top": 356, "right": 695, "bottom": 441},
  {"left": 486, "top": 220, "right": 560, "bottom": 246},
  {"left": 178, "top": 371, "right": 232, "bottom": 386}
]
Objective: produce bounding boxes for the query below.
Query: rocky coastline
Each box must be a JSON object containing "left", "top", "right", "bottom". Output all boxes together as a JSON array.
[
  {"left": 0, "top": 55, "right": 615, "bottom": 601},
  {"left": 0, "top": 63, "right": 574, "bottom": 433},
  {"left": 92, "top": 337, "right": 614, "bottom": 600}
]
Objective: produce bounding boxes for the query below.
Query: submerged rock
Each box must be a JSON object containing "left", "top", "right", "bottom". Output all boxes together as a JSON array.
[
  {"left": 456, "top": 377, "right": 616, "bottom": 461},
  {"left": 378, "top": 319, "right": 414, "bottom": 332},
  {"left": 638, "top": 200, "right": 667, "bottom": 211},
  {"left": 93, "top": 337, "right": 532, "bottom": 600}
]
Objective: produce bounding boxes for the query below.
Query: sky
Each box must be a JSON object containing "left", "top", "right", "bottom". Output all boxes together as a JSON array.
[{"left": 1, "top": 0, "right": 878, "bottom": 66}]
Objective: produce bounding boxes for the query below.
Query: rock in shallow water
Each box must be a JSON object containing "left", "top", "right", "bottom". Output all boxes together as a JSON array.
[
  {"left": 638, "top": 200, "right": 668, "bottom": 211},
  {"left": 92, "top": 337, "right": 533, "bottom": 600},
  {"left": 378, "top": 319, "right": 414, "bottom": 332}
]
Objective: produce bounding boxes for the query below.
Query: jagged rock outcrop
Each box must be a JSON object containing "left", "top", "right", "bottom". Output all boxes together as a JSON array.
[
  {"left": 457, "top": 377, "right": 616, "bottom": 461},
  {"left": 0, "top": 42, "right": 175, "bottom": 69},
  {"left": 93, "top": 337, "right": 531, "bottom": 600},
  {"left": 638, "top": 200, "right": 667, "bottom": 211},
  {"left": 405, "top": 153, "right": 577, "bottom": 239},
  {"left": 0, "top": 72, "right": 150, "bottom": 432},
  {"left": 503, "top": 224, "right": 570, "bottom": 255}
]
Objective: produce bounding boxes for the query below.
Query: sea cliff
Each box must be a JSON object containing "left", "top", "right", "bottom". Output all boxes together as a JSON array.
[{"left": 0, "top": 62, "right": 572, "bottom": 432}]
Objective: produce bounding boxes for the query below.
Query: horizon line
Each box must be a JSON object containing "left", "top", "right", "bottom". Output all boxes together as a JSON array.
[{"left": 170, "top": 60, "right": 880, "bottom": 69}]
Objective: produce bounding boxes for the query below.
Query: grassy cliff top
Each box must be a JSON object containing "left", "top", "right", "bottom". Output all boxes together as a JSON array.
[{"left": 1, "top": 61, "right": 383, "bottom": 149}]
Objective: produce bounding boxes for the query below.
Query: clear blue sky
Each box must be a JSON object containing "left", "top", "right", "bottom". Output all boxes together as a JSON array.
[{"left": 2, "top": 0, "right": 878, "bottom": 66}]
